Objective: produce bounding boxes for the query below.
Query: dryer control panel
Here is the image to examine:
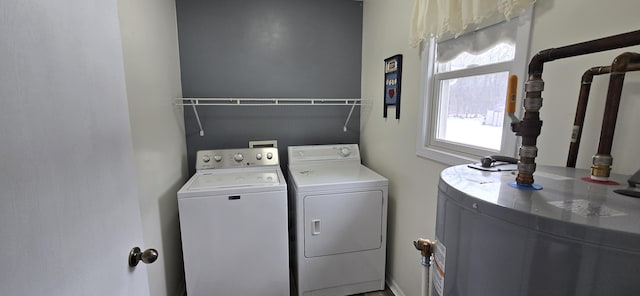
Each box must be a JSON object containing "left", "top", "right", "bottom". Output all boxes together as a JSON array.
[
  {"left": 288, "top": 144, "right": 360, "bottom": 165},
  {"left": 196, "top": 147, "right": 279, "bottom": 170}
]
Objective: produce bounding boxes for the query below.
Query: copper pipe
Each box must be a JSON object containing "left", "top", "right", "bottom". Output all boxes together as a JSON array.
[
  {"left": 566, "top": 63, "right": 640, "bottom": 168},
  {"left": 591, "top": 52, "right": 640, "bottom": 180},
  {"left": 514, "top": 30, "right": 640, "bottom": 186}
]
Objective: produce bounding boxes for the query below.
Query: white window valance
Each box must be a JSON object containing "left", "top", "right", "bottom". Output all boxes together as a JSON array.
[
  {"left": 409, "top": 0, "right": 535, "bottom": 47},
  {"left": 436, "top": 18, "right": 517, "bottom": 63}
]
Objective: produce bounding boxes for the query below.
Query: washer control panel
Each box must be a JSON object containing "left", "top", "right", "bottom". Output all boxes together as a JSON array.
[{"left": 196, "top": 147, "right": 279, "bottom": 170}]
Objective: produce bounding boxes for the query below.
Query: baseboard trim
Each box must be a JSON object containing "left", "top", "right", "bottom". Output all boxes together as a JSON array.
[{"left": 386, "top": 273, "right": 407, "bottom": 296}]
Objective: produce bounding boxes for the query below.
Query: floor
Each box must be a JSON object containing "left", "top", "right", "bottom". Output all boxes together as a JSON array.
[
  {"left": 355, "top": 287, "right": 395, "bottom": 296},
  {"left": 290, "top": 283, "right": 395, "bottom": 296},
  {"left": 289, "top": 270, "right": 395, "bottom": 296}
]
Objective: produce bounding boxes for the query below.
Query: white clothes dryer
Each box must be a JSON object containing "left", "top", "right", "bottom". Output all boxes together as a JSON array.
[
  {"left": 178, "top": 147, "right": 289, "bottom": 296},
  {"left": 287, "top": 144, "right": 388, "bottom": 296}
]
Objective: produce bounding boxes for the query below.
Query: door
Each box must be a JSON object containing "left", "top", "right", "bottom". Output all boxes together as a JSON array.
[
  {"left": 0, "top": 1, "right": 150, "bottom": 295},
  {"left": 304, "top": 190, "right": 384, "bottom": 257}
]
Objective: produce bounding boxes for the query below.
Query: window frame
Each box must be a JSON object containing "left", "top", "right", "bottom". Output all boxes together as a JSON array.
[{"left": 416, "top": 8, "right": 533, "bottom": 165}]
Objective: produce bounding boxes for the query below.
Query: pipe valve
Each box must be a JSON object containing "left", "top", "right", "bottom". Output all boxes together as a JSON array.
[{"left": 413, "top": 238, "right": 436, "bottom": 266}]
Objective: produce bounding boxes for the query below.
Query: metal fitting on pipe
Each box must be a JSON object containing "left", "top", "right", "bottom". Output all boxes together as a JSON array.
[
  {"left": 592, "top": 154, "right": 613, "bottom": 166},
  {"left": 519, "top": 146, "right": 538, "bottom": 158},
  {"left": 524, "top": 97, "right": 544, "bottom": 111},
  {"left": 591, "top": 154, "right": 613, "bottom": 180},
  {"left": 515, "top": 120, "right": 543, "bottom": 137},
  {"left": 516, "top": 170, "right": 535, "bottom": 185},
  {"left": 518, "top": 162, "right": 537, "bottom": 174},
  {"left": 525, "top": 79, "right": 545, "bottom": 92}
]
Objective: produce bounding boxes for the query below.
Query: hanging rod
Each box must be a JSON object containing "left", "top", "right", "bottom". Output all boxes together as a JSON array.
[
  {"left": 176, "top": 97, "right": 361, "bottom": 106},
  {"left": 175, "top": 98, "right": 362, "bottom": 136}
]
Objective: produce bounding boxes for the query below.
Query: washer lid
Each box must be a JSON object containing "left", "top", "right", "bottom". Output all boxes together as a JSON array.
[
  {"left": 289, "top": 162, "right": 387, "bottom": 191},
  {"left": 185, "top": 168, "right": 281, "bottom": 191}
]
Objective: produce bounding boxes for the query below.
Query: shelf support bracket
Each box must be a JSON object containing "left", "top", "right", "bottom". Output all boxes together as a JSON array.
[
  {"left": 343, "top": 99, "right": 358, "bottom": 132},
  {"left": 190, "top": 99, "right": 204, "bottom": 136}
]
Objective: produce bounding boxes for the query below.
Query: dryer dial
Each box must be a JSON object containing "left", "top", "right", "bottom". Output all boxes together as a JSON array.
[{"left": 338, "top": 147, "right": 351, "bottom": 157}]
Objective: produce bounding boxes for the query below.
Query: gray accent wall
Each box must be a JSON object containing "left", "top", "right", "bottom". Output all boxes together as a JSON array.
[{"left": 176, "top": 0, "right": 363, "bottom": 173}]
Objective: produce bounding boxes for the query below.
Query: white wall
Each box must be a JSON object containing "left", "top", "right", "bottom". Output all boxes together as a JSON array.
[
  {"left": 118, "top": 1, "right": 188, "bottom": 295},
  {"left": 361, "top": 1, "right": 640, "bottom": 296},
  {"left": 361, "top": 2, "right": 443, "bottom": 295}
]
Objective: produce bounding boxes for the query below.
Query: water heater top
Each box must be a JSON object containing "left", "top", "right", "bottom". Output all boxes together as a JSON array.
[{"left": 439, "top": 165, "right": 640, "bottom": 251}]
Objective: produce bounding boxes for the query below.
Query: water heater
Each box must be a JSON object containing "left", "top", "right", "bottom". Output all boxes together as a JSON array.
[{"left": 434, "top": 165, "right": 640, "bottom": 296}]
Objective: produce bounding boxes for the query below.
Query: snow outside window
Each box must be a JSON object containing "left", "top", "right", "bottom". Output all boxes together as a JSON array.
[{"left": 416, "top": 10, "right": 533, "bottom": 165}]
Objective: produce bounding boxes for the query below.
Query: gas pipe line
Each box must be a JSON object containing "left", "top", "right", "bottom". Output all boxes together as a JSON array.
[
  {"left": 512, "top": 30, "right": 640, "bottom": 186},
  {"left": 591, "top": 52, "right": 640, "bottom": 180},
  {"left": 567, "top": 62, "right": 640, "bottom": 168}
]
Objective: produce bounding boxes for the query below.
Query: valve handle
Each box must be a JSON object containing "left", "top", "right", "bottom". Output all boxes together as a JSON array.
[{"left": 505, "top": 74, "right": 518, "bottom": 114}]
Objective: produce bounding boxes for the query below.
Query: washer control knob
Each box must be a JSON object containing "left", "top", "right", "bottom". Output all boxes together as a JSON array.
[
  {"left": 256, "top": 153, "right": 263, "bottom": 160},
  {"left": 338, "top": 147, "right": 351, "bottom": 157},
  {"left": 213, "top": 155, "right": 222, "bottom": 162},
  {"left": 234, "top": 153, "right": 244, "bottom": 162},
  {"left": 266, "top": 152, "right": 273, "bottom": 160},
  {"left": 202, "top": 155, "right": 211, "bottom": 163}
]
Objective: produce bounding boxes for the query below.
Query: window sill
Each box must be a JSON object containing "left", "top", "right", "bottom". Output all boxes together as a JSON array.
[{"left": 416, "top": 145, "right": 479, "bottom": 166}]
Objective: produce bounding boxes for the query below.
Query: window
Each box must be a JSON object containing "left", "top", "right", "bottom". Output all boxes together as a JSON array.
[{"left": 416, "top": 10, "right": 533, "bottom": 165}]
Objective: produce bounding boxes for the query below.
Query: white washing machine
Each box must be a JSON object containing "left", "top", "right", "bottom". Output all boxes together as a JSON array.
[
  {"left": 177, "top": 147, "right": 289, "bottom": 296},
  {"left": 287, "top": 144, "right": 388, "bottom": 296}
]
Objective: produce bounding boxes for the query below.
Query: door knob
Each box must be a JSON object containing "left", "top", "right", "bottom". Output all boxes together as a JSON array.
[{"left": 129, "top": 247, "right": 158, "bottom": 267}]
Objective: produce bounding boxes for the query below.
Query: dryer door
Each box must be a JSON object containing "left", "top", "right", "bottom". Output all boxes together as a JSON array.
[{"left": 304, "top": 190, "right": 383, "bottom": 257}]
